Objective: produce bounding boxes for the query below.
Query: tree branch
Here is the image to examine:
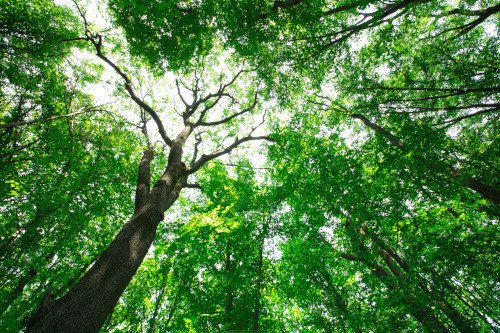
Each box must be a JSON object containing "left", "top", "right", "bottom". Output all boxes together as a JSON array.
[
  {"left": 198, "top": 91, "right": 258, "bottom": 127},
  {"left": 322, "top": 3, "right": 359, "bottom": 17},
  {"left": 0, "top": 108, "right": 102, "bottom": 129},
  {"left": 89, "top": 34, "right": 173, "bottom": 146},
  {"left": 134, "top": 149, "right": 155, "bottom": 214},
  {"left": 440, "top": 3, "right": 500, "bottom": 37},
  {"left": 185, "top": 183, "right": 202, "bottom": 190},
  {"left": 320, "top": 0, "right": 431, "bottom": 50},
  {"left": 340, "top": 253, "right": 390, "bottom": 278},
  {"left": 188, "top": 135, "right": 274, "bottom": 174}
]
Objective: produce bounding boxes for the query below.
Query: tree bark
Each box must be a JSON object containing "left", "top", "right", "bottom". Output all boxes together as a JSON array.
[{"left": 26, "top": 203, "right": 167, "bottom": 332}]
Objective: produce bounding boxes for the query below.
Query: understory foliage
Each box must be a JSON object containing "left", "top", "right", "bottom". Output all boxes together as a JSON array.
[{"left": 0, "top": 0, "right": 498, "bottom": 332}]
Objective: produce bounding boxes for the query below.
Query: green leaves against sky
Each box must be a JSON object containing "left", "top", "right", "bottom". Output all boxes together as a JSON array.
[{"left": 1, "top": 0, "right": 499, "bottom": 332}]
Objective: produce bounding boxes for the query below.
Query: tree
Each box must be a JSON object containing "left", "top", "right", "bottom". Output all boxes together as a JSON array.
[
  {"left": 24, "top": 41, "right": 272, "bottom": 333},
  {"left": 268, "top": 103, "right": 498, "bottom": 331}
]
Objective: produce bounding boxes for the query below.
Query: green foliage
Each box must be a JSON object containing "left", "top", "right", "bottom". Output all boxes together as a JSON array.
[{"left": 1, "top": 0, "right": 499, "bottom": 332}]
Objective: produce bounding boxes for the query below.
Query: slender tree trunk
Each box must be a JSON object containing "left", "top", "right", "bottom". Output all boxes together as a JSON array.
[
  {"left": 315, "top": 268, "right": 362, "bottom": 333},
  {"left": 465, "top": 178, "right": 500, "bottom": 205},
  {"left": 342, "top": 221, "right": 450, "bottom": 332},
  {"left": 252, "top": 240, "right": 264, "bottom": 332},
  {"left": 362, "top": 225, "right": 479, "bottom": 332},
  {"left": 224, "top": 240, "right": 234, "bottom": 327},
  {"left": 0, "top": 251, "right": 56, "bottom": 316},
  {"left": 163, "top": 288, "right": 181, "bottom": 329},
  {"left": 351, "top": 113, "right": 500, "bottom": 204},
  {"left": 147, "top": 276, "right": 167, "bottom": 333},
  {"left": 0, "top": 268, "right": 37, "bottom": 316}
]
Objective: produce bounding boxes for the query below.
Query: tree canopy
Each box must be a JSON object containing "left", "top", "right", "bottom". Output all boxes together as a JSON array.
[{"left": 0, "top": 0, "right": 498, "bottom": 332}]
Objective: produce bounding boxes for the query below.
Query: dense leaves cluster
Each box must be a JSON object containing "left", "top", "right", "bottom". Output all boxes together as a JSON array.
[{"left": 0, "top": 0, "right": 498, "bottom": 332}]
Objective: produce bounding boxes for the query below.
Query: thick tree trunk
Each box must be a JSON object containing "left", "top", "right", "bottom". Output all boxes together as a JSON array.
[
  {"left": 25, "top": 208, "right": 164, "bottom": 333},
  {"left": 27, "top": 124, "right": 193, "bottom": 333}
]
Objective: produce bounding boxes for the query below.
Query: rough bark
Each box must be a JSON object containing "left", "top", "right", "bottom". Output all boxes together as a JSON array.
[{"left": 26, "top": 204, "right": 167, "bottom": 332}]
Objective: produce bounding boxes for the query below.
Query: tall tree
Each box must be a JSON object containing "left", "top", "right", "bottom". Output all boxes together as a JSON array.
[{"left": 22, "top": 23, "right": 272, "bottom": 330}]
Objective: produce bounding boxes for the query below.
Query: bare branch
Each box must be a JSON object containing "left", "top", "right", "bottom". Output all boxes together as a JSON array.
[
  {"left": 188, "top": 135, "right": 274, "bottom": 174},
  {"left": 84, "top": 33, "right": 173, "bottom": 146},
  {"left": 438, "top": 3, "right": 500, "bottom": 38},
  {"left": 319, "top": 0, "right": 430, "bottom": 50},
  {"left": 175, "top": 79, "right": 190, "bottom": 108},
  {"left": 198, "top": 91, "right": 258, "bottom": 127},
  {"left": 249, "top": 108, "right": 268, "bottom": 136},
  {"left": 194, "top": 92, "right": 232, "bottom": 125},
  {"left": 221, "top": 68, "right": 246, "bottom": 92},
  {"left": 322, "top": 3, "right": 359, "bottom": 16},
  {"left": 438, "top": 108, "right": 500, "bottom": 128},
  {"left": 0, "top": 107, "right": 103, "bottom": 129},
  {"left": 185, "top": 183, "right": 202, "bottom": 190}
]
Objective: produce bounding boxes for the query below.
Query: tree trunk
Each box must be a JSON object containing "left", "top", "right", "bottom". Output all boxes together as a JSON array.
[
  {"left": 252, "top": 240, "right": 264, "bottom": 332},
  {"left": 465, "top": 178, "right": 500, "bottom": 205},
  {"left": 26, "top": 207, "right": 164, "bottom": 332},
  {"left": 351, "top": 113, "right": 500, "bottom": 205},
  {"left": 26, "top": 124, "right": 193, "bottom": 333},
  {"left": 147, "top": 276, "right": 167, "bottom": 333},
  {"left": 363, "top": 224, "right": 478, "bottom": 332},
  {"left": 341, "top": 221, "right": 450, "bottom": 332},
  {"left": 0, "top": 268, "right": 37, "bottom": 316},
  {"left": 224, "top": 240, "right": 234, "bottom": 327}
]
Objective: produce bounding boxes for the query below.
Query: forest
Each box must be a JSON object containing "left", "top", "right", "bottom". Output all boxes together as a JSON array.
[{"left": 0, "top": 0, "right": 499, "bottom": 332}]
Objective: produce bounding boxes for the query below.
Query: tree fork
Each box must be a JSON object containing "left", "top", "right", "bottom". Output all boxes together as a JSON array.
[{"left": 26, "top": 142, "right": 187, "bottom": 332}]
